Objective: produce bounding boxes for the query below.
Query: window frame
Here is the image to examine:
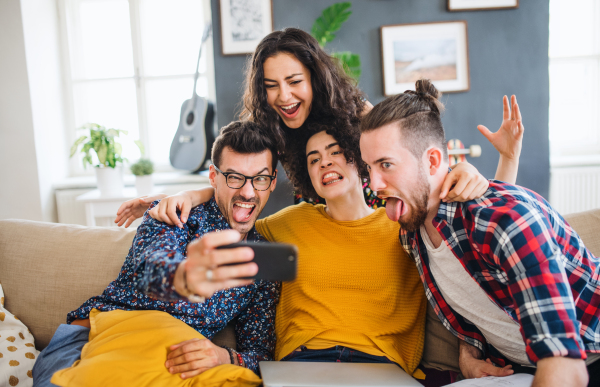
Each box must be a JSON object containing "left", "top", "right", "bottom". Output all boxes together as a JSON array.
[
  {"left": 57, "top": 0, "right": 217, "bottom": 176},
  {"left": 548, "top": 0, "right": 600, "bottom": 168}
]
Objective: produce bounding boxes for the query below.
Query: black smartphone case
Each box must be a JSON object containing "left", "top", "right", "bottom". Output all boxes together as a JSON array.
[{"left": 217, "top": 242, "right": 298, "bottom": 281}]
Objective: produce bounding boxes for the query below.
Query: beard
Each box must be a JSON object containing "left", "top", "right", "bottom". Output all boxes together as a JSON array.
[
  {"left": 216, "top": 192, "right": 261, "bottom": 235},
  {"left": 398, "top": 167, "right": 430, "bottom": 232}
]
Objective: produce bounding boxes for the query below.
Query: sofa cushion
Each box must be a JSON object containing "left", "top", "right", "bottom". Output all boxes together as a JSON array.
[
  {"left": 563, "top": 208, "right": 600, "bottom": 257},
  {"left": 0, "top": 220, "right": 135, "bottom": 350}
]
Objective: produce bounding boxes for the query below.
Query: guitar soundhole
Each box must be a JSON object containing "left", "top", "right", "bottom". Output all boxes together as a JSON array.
[{"left": 186, "top": 112, "right": 195, "bottom": 125}]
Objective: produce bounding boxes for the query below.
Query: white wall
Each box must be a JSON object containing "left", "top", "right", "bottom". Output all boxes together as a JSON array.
[
  {"left": 0, "top": 0, "right": 44, "bottom": 221},
  {"left": 0, "top": 0, "right": 68, "bottom": 222},
  {"left": 21, "top": 0, "right": 69, "bottom": 222}
]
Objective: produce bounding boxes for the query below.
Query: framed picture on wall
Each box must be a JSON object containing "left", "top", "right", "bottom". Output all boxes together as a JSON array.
[
  {"left": 380, "top": 21, "right": 470, "bottom": 96},
  {"left": 447, "top": 0, "right": 518, "bottom": 12},
  {"left": 219, "top": 0, "right": 273, "bottom": 55}
]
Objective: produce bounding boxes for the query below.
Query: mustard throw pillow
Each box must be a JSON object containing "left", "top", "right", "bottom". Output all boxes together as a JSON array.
[{"left": 51, "top": 309, "right": 261, "bottom": 387}]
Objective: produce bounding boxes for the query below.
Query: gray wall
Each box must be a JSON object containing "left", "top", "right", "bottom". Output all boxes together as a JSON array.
[{"left": 210, "top": 0, "right": 550, "bottom": 199}]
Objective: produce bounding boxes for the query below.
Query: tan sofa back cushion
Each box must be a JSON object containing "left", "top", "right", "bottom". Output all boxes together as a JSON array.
[
  {"left": 0, "top": 220, "right": 135, "bottom": 349},
  {"left": 563, "top": 208, "right": 600, "bottom": 257}
]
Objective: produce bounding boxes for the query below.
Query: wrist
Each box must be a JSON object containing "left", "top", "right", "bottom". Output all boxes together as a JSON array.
[{"left": 175, "top": 261, "right": 205, "bottom": 303}]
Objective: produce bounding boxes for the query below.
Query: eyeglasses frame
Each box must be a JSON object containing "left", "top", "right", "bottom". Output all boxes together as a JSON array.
[{"left": 213, "top": 165, "right": 277, "bottom": 191}]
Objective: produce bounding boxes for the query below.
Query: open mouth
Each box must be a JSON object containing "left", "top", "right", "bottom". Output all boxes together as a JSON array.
[
  {"left": 377, "top": 190, "right": 406, "bottom": 222},
  {"left": 279, "top": 102, "right": 301, "bottom": 118},
  {"left": 322, "top": 172, "right": 344, "bottom": 186},
  {"left": 232, "top": 202, "right": 256, "bottom": 223}
]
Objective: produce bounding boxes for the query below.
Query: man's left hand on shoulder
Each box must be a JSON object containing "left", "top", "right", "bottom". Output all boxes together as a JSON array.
[
  {"left": 532, "top": 357, "right": 588, "bottom": 387},
  {"left": 165, "top": 338, "right": 232, "bottom": 379}
]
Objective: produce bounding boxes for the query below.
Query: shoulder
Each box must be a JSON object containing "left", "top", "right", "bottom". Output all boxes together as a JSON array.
[
  {"left": 465, "top": 182, "right": 555, "bottom": 235},
  {"left": 256, "top": 203, "right": 323, "bottom": 241}
]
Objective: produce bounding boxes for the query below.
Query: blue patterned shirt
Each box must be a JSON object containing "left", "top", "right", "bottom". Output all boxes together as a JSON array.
[{"left": 68, "top": 197, "right": 280, "bottom": 373}]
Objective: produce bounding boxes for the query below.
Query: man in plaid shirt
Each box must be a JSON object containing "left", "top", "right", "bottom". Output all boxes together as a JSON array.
[{"left": 360, "top": 81, "right": 600, "bottom": 387}]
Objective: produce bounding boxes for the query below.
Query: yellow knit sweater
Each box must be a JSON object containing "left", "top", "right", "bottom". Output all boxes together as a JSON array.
[{"left": 255, "top": 203, "right": 427, "bottom": 377}]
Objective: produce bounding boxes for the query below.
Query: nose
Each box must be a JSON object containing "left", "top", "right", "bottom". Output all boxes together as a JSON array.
[
  {"left": 279, "top": 83, "right": 292, "bottom": 102},
  {"left": 320, "top": 155, "right": 333, "bottom": 169},
  {"left": 368, "top": 169, "right": 386, "bottom": 193},
  {"left": 239, "top": 177, "right": 256, "bottom": 198}
]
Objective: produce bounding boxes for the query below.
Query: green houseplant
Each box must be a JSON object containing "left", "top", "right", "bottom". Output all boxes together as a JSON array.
[
  {"left": 311, "top": 2, "right": 361, "bottom": 81},
  {"left": 130, "top": 158, "right": 155, "bottom": 195},
  {"left": 70, "top": 123, "right": 142, "bottom": 196}
]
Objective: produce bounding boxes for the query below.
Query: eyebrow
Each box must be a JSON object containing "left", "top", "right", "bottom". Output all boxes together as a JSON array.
[
  {"left": 264, "top": 73, "right": 303, "bottom": 82},
  {"left": 374, "top": 157, "right": 393, "bottom": 164},
  {"left": 225, "top": 167, "right": 270, "bottom": 175},
  {"left": 306, "top": 142, "right": 339, "bottom": 158}
]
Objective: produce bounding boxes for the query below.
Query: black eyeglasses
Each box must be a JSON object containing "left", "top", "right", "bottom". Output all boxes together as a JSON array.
[{"left": 213, "top": 165, "right": 276, "bottom": 191}]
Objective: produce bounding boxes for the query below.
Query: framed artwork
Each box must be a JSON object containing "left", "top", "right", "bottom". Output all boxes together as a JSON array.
[
  {"left": 447, "top": 0, "right": 519, "bottom": 12},
  {"left": 219, "top": 0, "right": 273, "bottom": 56},
  {"left": 380, "top": 21, "right": 470, "bottom": 96}
]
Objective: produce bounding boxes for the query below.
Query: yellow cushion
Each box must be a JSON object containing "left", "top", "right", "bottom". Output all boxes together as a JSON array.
[{"left": 51, "top": 309, "right": 262, "bottom": 387}]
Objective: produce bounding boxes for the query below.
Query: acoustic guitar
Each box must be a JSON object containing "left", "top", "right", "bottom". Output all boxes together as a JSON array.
[{"left": 170, "top": 23, "right": 216, "bottom": 172}]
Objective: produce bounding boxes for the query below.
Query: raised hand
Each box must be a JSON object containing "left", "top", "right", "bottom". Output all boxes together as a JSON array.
[{"left": 478, "top": 95, "right": 524, "bottom": 161}]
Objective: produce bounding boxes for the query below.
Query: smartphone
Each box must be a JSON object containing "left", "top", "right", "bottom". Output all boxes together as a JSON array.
[{"left": 216, "top": 242, "right": 298, "bottom": 281}]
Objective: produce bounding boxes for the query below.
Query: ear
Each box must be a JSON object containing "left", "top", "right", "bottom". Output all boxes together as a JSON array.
[
  {"left": 209, "top": 165, "right": 218, "bottom": 189},
  {"left": 425, "top": 147, "right": 444, "bottom": 176},
  {"left": 270, "top": 169, "right": 277, "bottom": 192}
]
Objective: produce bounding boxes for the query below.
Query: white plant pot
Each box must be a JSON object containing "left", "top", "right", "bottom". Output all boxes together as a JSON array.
[
  {"left": 95, "top": 166, "right": 124, "bottom": 197},
  {"left": 135, "top": 175, "right": 154, "bottom": 195}
]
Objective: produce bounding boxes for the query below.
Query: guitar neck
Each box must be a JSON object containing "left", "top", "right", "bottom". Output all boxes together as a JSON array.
[{"left": 190, "top": 23, "right": 212, "bottom": 105}]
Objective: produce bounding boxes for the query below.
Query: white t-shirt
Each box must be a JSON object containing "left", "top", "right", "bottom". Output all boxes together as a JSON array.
[{"left": 420, "top": 226, "right": 600, "bottom": 367}]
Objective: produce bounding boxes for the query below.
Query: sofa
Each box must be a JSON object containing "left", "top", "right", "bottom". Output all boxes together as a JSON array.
[{"left": 1, "top": 208, "right": 599, "bottom": 373}]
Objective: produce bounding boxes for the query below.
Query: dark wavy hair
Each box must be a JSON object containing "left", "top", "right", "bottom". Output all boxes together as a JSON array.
[
  {"left": 238, "top": 28, "right": 366, "bottom": 170},
  {"left": 285, "top": 122, "right": 368, "bottom": 202}
]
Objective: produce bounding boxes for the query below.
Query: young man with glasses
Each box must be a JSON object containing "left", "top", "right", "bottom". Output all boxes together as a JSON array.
[{"left": 32, "top": 121, "right": 280, "bottom": 386}]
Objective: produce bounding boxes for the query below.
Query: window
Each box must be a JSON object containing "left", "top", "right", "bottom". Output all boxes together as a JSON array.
[
  {"left": 549, "top": 0, "right": 600, "bottom": 166},
  {"left": 58, "top": 0, "right": 215, "bottom": 174}
]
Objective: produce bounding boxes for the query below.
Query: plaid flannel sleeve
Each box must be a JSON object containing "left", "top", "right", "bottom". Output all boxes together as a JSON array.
[{"left": 478, "top": 201, "right": 587, "bottom": 363}]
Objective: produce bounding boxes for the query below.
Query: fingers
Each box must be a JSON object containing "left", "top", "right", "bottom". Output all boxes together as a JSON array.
[
  {"left": 169, "top": 338, "right": 201, "bottom": 352},
  {"left": 503, "top": 95, "right": 510, "bottom": 121},
  {"left": 443, "top": 174, "right": 469, "bottom": 202},
  {"left": 180, "top": 200, "right": 192, "bottom": 224},
  {"left": 116, "top": 198, "right": 135, "bottom": 216},
  {"left": 190, "top": 229, "right": 243, "bottom": 253},
  {"left": 124, "top": 215, "right": 136, "bottom": 228},
  {"left": 167, "top": 338, "right": 207, "bottom": 361},
  {"left": 477, "top": 125, "right": 494, "bottom": 142},
  {"left": 482, "top": 359, "right": 514, "bottom": 377},
  {"left": 166, "top": 200, "right": 183, "bottom": 228}
]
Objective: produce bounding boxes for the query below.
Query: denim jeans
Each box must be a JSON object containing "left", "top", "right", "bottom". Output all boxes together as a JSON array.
[{"left": 280, "top": 345, "right": 397, "bottom": 364}]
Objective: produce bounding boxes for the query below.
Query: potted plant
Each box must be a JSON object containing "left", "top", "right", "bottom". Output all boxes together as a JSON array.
[
  {"left": 130, "top": 158, "right": 154, "bottom": 195},
  {"left": 70, "top": 123, "right": 140, "bottom": 197}
]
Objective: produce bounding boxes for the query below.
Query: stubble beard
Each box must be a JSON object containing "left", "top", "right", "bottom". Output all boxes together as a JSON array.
[{"left": 398, "top": 166, "right": 430, "bottom": 232}]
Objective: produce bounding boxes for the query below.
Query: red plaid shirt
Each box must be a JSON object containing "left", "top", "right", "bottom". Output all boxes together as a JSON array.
[{"left": 401, "top": 181, "right": 600, "bottom": 365}]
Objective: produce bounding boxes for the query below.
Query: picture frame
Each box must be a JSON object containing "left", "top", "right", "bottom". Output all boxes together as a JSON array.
[
  {"left": 380, "top": 21, "right": 470, "bottom": 96},
  {"left": 219, "top": 0, "right": 273, "bottom": 56},
  {"left": 447, "top": 0, "right": 518, "bottom": 12}
]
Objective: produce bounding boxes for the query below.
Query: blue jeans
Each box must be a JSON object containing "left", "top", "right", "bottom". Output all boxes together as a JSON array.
[
  {"left": 32, "top": 324, "right": 90, "bottom": 387},
  {"left": 280, "top": 345, "right": 397, "bottom": 364}
]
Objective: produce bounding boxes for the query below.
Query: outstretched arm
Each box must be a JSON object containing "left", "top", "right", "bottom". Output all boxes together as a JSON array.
[{"left": 478, "top": 95, "right": 524, "bottom": 185}]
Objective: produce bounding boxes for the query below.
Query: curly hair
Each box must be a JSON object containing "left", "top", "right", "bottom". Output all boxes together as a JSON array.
[
  {"left": 284, "top": 122, "right": 369, "bottom": 202},
  {"left": 238, "top": 28, "right": 366, "bottom": 173}
]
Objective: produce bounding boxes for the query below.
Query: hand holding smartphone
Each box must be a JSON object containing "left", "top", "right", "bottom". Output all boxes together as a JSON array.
[{"left": 217, "top": 242, "right": 298, "bottom": 281}]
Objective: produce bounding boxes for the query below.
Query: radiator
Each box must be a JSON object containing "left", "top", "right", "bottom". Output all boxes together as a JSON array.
[{"left": 550, "top": 166, "right": 600, "bottom": 215}]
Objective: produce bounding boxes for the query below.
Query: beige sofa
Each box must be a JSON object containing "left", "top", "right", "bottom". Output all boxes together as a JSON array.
[{"left": 1, "top": 209, "right": 599, "bottom": 372}]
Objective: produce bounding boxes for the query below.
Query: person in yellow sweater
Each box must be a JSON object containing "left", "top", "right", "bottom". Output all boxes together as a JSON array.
[{"left": 114, "top": 121, "right": 495, "bottom": 384}]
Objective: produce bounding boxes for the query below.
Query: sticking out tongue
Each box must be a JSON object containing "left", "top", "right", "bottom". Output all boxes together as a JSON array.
[
  {"left": 232, "top": 204, "right": 254, "bottom": 223},
  {"left": 385, "top": 197, "right": 405, "bottom": 222}
]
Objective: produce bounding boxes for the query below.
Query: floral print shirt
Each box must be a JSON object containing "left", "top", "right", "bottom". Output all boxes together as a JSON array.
[{"left": 68, "top": 197, "right": 280, "bottom": 373}]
